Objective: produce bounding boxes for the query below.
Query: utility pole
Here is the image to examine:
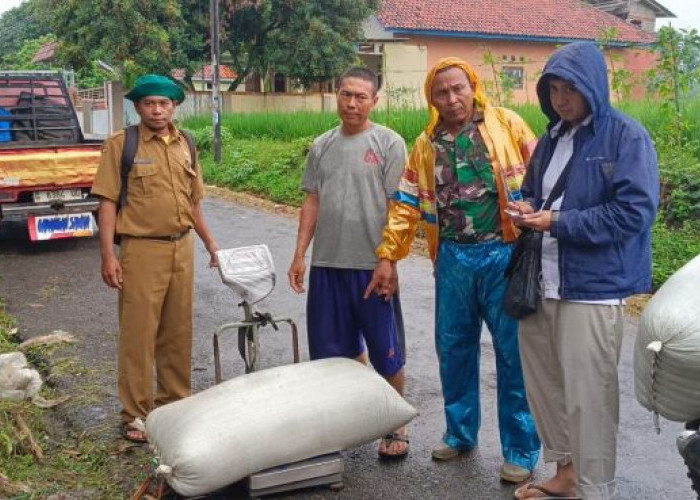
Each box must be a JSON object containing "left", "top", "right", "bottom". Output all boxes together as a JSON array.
[{"left": 210, "top": 0, "right": 222, "bottom": 163}]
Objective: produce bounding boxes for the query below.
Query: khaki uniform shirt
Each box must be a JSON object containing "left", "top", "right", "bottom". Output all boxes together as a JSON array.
[{"left": 92, "top": 123, "right": 205, "bottom": 237}]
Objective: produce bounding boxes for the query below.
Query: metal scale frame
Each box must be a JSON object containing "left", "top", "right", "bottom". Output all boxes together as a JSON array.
[{"left": 213, "top": 245, "right": 344, "bottom": 498}]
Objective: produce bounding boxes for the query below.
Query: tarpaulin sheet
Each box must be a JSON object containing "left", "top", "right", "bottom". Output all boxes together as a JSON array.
[{"left": 0, "top": 146, "right": 100, "bottom": 188}]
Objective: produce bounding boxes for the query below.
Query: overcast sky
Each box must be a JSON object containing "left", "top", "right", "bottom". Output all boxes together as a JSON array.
[
  {"left": 655, "top": 0, "right": 700, "bottom": 31},
  {"left": 0, "top": 0, "right": 698, "bottom": 31},
  {"left": 0, "top": 0, "right": 24, "bottom": 16}
]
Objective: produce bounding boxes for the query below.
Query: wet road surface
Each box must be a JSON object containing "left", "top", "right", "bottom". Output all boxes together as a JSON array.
[{"left": 0, "top": 194, "right": 693, "bottom": 499}]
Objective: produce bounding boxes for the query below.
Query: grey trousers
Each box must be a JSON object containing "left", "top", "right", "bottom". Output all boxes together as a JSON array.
[{"left": 519, "top": 300, "right": 624, "bottom": 500}]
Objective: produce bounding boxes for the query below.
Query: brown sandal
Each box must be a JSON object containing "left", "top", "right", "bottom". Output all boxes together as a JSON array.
[
  {"left": 122, "top": 419, "right": 148, "bottom": 443},
  {"left": 378, "top": 432, "right": 409, "bottom": 459}
]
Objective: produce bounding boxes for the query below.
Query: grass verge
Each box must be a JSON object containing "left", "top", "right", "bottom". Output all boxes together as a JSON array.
[
  {"left": 198, "top": 136, "right": 310, "bottom": 207},
  {"left": 0, "top": 300, "right": 150, "bottom": 499}
]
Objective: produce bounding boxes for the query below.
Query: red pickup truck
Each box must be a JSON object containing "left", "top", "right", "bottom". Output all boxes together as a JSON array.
[{"left": 0, "top": 71, "right": 102, "bottom": 241}]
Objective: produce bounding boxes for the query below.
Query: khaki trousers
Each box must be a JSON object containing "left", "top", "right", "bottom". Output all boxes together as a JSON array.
[
  {"left": 519, "top": 300, "right": 624, "bottom": 500},
  {"left": 118, "top": 233, "right": 194, "bottom": 423}
]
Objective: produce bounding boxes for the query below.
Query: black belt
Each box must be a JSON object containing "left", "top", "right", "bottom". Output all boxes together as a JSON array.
[{"left": 125, "top": 230, "right": 190, "bottom": 242}]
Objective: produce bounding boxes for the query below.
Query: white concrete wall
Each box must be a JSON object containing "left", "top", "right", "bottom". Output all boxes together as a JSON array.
[
  {"left": 123, "top": 92, "right": 338, "bottom": 125},
  {"left": 382, "top": 43, "right": 428, "bottom": 109}
]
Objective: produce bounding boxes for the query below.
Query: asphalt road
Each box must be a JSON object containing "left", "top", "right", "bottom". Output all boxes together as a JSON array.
[{"left": 0, "top": 194, "right": 694, "bottom": 500}]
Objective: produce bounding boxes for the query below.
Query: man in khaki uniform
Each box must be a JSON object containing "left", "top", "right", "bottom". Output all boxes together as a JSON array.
[{"left": 92, "top": 74, "right": 219, "bottom": 442}]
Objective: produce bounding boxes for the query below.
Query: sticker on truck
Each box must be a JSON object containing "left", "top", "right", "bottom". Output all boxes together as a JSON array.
[
  {"left": 28, "top": 213, "right": 96, "bottom": 241},
  {"left": 0, "top": 177, "right": 21, "bottom": 186}
]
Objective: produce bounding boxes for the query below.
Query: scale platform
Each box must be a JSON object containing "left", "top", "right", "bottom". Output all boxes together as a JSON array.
[{"left": 248, "top": 452, "right": 344, "bottom": 498}]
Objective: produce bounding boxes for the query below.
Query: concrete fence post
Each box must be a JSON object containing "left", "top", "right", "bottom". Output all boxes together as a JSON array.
[
  {"left": 107, "top": 81, "right": 125, "bottom": 133},
  {"left": 83, "top": 101, "right": 93, "bottom": 135}
]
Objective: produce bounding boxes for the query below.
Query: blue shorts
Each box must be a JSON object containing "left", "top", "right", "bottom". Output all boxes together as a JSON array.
[{"left": 307, "top": 266, "right": 406, "bottom": 377}]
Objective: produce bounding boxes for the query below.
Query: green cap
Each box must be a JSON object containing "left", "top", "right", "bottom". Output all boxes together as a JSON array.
[{"left": 125, "top": 74, "right": 185, "bottom": 104}]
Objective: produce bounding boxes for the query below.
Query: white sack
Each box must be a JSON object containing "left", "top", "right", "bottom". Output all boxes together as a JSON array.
[
  {"left": 216, "top": 245, "right": 275, "bottom": 305},
  {"left": 634, "top": 254, "right": 700, "bottom": 422},
  {"left": 146, "top": 358, "right": 417, "bottom": 497},
  {"left": 0, "top": 352, "right": 42, "bottom": 401}
]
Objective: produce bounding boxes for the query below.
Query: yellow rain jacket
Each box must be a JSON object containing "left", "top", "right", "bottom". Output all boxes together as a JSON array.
[{"left": 376, "top": 57, "right": 537, "bottom": 262}]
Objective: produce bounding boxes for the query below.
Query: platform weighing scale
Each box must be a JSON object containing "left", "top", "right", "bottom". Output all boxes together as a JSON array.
[{"left": 214, "top": 245, "right": 345, "bottom": 497}]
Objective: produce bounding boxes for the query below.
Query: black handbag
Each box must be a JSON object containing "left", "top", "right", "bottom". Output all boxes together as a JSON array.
[
  {"left": 503, "top": 228, "right": 543, "bottom": 319},
  {"left": 503, "top": 155, "right": 575, "bottom": 319}
]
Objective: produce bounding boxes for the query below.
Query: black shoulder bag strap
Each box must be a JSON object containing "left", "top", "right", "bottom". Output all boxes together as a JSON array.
[
  {"left": 542, "top": 151, "right": 576, "bottom": 212},
  {"left": 180, "top": 130, "right": 197, "bottom": 168},
  {"left": 504, "top": 139, "right": 577, "bottom": 278},
  {"left": 541, "top": 120, "right": 599, "bottom": 211},
  {"left": 119, "top": 125, "right": 140, "bottom": 208}
]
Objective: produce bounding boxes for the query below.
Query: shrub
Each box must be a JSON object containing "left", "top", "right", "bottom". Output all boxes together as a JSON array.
[
  {"left": 199, "top": 136, "right": 311, "bottom": 206},
  {"left": 656, "top": 147, "right": 700, "bottom": 227},
  {"left": 652, "top": 215, "right": 700, "bottom": 287}
]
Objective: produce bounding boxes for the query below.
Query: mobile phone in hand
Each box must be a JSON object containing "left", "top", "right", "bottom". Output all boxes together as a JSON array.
[{"left": 504, "top": 209, "right": 525, "bottom": 222}]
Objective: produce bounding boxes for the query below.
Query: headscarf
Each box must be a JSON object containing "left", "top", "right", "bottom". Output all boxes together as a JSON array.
[
  {"left": 423, "top": 57, "right": 489, "bottom": 138},
  {"left": 125, "top": 74, "right": 186, "bottom": 104}
]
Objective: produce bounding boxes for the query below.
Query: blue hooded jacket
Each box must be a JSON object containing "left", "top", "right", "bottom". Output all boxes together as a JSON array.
[{"left": 522, "top": 42, "right": 659, "bottom": 300}]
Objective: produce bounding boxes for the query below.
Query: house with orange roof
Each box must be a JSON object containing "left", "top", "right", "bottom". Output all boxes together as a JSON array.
[
  {"left": 360, "top": 0, "right": 675, "bottom": 107},
  {"left": 31, "top": 41, "right": 59, "bottom": 65},
  {"left": 171, "top": 65, "right": 243, "bottom": 91}
]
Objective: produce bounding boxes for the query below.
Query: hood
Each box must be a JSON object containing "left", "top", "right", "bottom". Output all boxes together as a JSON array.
[
  {"left": 536, "top": 42, "right": 610, "bottom": 125},
  {"left": 423, "top": 57, "right": 489, "bottom": 137}
]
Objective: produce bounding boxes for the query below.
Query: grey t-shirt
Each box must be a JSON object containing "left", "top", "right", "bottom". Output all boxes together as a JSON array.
[{"left": 302, "top": 123, "right": 407, "bottom": 270}]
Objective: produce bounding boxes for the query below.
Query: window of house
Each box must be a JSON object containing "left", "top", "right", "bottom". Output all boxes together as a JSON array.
[{"left": 501, "top": 66, "right": 524, "bottom": 90}]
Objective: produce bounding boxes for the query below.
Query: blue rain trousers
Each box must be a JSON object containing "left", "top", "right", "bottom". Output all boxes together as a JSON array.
[{"left": 435, "top": 239, "right": 540, "bottom": 470}]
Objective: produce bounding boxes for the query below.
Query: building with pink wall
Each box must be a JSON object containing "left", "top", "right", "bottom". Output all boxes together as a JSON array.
[{"left": 362, "top": 0, "right": 674, "bottom": 107}]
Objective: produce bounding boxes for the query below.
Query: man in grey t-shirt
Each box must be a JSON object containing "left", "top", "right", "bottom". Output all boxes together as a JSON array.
[{"left": 288, "top": 67, "right": 409, "bottom": 458}]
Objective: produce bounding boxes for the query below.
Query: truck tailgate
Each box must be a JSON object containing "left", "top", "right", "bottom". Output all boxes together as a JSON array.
[{"left": 0, "top": 145, "right": 101, "bottom": 189}]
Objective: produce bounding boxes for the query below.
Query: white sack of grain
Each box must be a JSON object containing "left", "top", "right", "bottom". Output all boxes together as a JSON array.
[
  {"left": 635, "top": 254, "right": 700, "bottom": 422},
  {"left": 146, "top": 357, "right": 417, "bottom": 497}
]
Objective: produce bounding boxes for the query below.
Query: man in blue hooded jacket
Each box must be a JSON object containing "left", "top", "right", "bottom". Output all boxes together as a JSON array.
[{"left": 508, "top": 43, "right": 659, "bottom": 500}]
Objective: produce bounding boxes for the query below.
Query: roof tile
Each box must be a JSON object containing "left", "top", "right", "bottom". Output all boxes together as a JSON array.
[
  {"left": 378, "top": 0, "right": 656, "bottom": 44},
  {"left": 171, "top": 65, "right": 237, "bottom": 81},
  {"left": 32, "top": 42, "right": 59, "bottom": 63}
]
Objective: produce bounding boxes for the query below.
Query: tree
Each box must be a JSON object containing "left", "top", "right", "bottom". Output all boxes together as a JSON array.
[
  {"left": 480, "top": 46, "right": 520, "bottom": 107},
  {"left": 220, "top": 0, "right": 378, "bottom": 91},
  {"left": 74, "top": 60, "right": 119, "bottom": 89},
  {"left": 646, "top": 26, "right": 700, "bottom": 148},
  {"left": 172, "top": 0, "right": 210, "bottom": 89},
  {"left": 0, "top": 0, "right": 52, "bottom": 66},
  {"left": 9, "top": 0, "right": 378, "bottom": 92},
  {"left": 645, "top": 26, "right": 700, "bottom": 230},
  {"left": 219, "top": 0, "right": 297, "bottom": 90},
  {"left": 597, "top": 27, "right": 634, "bottom": 103},
  {"left": 50, "top": 0, "right": 191, "bottom": 86},
  {"left": 266, "top": 0, "right": 378, "bottom": 88}
]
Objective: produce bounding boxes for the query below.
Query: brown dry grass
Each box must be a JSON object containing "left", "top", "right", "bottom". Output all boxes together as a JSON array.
[{"left": 627, "top": 294, "right": 652, "bottom": 318}]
